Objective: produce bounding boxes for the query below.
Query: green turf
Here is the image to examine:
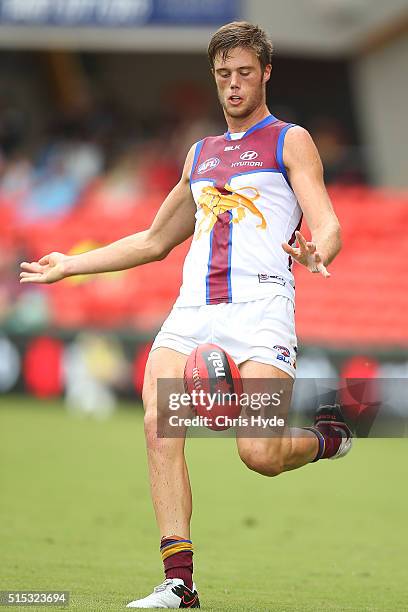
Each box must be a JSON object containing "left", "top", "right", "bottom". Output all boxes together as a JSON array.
[{"left": 1, "top": 396, "right": 407, "bottom": 611}]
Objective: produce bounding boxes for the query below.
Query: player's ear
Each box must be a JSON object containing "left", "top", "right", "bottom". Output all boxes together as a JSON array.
[{"left": 263, "top": 64, "right": 272, "bottom": 85}]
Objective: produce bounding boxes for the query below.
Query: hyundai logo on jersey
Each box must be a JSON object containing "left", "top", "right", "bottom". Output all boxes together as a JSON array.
[
  {"left": 240, "top": 150, "right": 258, "bottom": 161},
  {"left": 231, "top": 150, "right": 263, "bottom": 168}
]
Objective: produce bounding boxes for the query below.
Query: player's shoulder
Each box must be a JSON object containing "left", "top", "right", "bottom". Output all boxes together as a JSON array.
[
  {"left": 187, "top": 133, "right": 223, "bottom": 157},
  {"left": 184, "top": 134, "right": 224, "bottom": 176},
  {"left": 283, "top": 124, "right": 313, "bottom": 143},
  {"left": 195, "top": 132, "right": 226, "bottom": 147},
  {"left": 282, "top": 125, "right": 319, "bottom": 167},
  {"left": 243, "top": 116, "right": 309, "bottom": 150},
  {"left": 266, "top": 118, "right": 311, "bottom": 143}
]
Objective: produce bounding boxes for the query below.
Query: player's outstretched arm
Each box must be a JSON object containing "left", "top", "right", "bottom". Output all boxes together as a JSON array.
[
  {"left": 20, "top": 145, "right": 197, "bottom": 284},
  {"left": 281, "top": 127, "right": 342, "bottom": 278}
]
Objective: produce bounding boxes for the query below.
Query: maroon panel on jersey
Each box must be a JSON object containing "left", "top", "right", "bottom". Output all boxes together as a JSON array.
[{"left": 206, "top": 210, "right": 232, "bottom": 304}]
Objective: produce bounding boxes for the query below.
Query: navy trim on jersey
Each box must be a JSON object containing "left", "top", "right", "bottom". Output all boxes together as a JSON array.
[
  {"left": 190, "top": 140, "right": 204, "bottom": 185},
  {"left": 205, "top": 227, "right": 214, "bottom": 304},
  {"left": 191, "top": 177, "right": 216, "bottom": 185},
  {"left": 224, "top": 114, "right": 278, "bottom": 141},
  {"left": 277, "top": 124, "right": 295, "bottom": 186},
  {"left": 197, "top": 178, "right": 216, "bottom": 304},
  {"left": 227, "top": 211, "right": 233, "bottom": 302}
]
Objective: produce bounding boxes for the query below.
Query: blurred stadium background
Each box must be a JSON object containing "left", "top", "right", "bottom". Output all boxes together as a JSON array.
[
  {"left": 0, "top": 0, "right": 407, "bottom": 412},
  {"left": 1, "top": 2, "right": 408, "bottom": 611}
]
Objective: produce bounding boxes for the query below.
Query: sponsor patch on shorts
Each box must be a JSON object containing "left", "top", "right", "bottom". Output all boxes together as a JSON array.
[{"left": 273, "top": 344, "right": 296, "bottom": 369}]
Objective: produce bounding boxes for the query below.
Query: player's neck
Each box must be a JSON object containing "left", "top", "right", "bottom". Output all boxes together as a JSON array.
[{"left": 225, "top": 105, "right": 271, "bottom": 135}]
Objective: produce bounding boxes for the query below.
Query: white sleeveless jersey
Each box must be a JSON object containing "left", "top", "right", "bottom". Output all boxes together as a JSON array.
[{"left": 175, "top": 115, "right": 302, "bottom": 306}]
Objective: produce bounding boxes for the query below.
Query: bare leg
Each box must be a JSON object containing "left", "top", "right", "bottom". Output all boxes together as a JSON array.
[
  {"left": 236, "top": 360, "right": 318, "bottom": 477},
  {"left": 143, "top": 348, "right": 191, "bottom": 537}
]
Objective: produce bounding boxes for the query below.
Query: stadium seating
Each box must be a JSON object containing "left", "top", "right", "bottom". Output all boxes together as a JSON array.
[
  {"left": 2, "top": 186, "right": 407, "bottom": 346},
  {"left": 295, "top": 187, "right": 408, "bottom": 346}
]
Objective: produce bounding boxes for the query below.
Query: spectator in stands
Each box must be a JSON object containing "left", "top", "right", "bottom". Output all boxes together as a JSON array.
[
  {"left": 309, "top": 117, "right": 367, "bottom": 185},
  {"left": 0, "top": 151, "right": 33, "bottom": 202},
  {"left": 0, "top": 94, "right": 27, "bottom": 158}
]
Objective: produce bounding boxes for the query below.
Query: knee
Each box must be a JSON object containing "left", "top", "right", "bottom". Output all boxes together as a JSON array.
[
  {"left": 238, "top": 445, "right": 284, "bottom": 478},
  {"left": 143, "top": 409, "right": 159, "bottom": 448},
  {"left": 143, "top": 391, "right": 177, "bottom": 452},
  {"left": 142, "top": 385, "right": 161, "bottom": 446}
]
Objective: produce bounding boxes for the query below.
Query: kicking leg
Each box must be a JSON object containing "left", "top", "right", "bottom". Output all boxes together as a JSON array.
[
  {"left": 236, "top": 361, "right": 352, "bottom": 477},
  {"left": 127, "top": 347, "right": 200, "bottom": 608},
  {"left": 236, "top": 361, "right": 319, "bottom": 476}
]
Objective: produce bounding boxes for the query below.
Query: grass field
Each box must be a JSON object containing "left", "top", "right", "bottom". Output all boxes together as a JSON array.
[{"left": 1, "top": 396, "right": 407, "bottom": 611}]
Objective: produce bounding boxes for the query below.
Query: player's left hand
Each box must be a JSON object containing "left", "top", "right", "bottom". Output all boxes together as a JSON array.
[{"left": 282, "top": 230, "right": 330, "bottom": 278}]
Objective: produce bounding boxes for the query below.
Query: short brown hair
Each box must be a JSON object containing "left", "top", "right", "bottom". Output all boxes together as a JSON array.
[{"left": 208, "top": 21, "right": 273, "bottom": 71}]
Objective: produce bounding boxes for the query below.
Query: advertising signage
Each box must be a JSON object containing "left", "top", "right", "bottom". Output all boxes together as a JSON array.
[{"left": 0, "top": 0, "right": 240, "bottom": 27}]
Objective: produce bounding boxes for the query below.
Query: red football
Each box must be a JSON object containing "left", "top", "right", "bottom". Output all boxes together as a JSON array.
[{"left": 184, "top": 343, "right": 243, "bottom": 431}]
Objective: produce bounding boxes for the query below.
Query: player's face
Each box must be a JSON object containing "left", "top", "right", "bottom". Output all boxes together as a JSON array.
[{"left": 213, "top": 47, "right": 271, "bottom": 120}]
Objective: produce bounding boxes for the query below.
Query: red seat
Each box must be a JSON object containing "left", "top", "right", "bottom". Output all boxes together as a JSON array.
[{"left": 296, "top": 187, "right": 408, "bottom": 346}]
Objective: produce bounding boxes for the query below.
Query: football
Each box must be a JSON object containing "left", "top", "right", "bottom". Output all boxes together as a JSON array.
[{"left": 184, "top": 343, "right": 243, "bottom": 431}]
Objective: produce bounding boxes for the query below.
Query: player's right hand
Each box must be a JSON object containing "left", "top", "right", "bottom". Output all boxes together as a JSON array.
[
  {"left": 282, "top": 231, "right": 330, "bottom": 278},
  {"left": 20, "top": 252, "right": 69, "bottom": 284}
]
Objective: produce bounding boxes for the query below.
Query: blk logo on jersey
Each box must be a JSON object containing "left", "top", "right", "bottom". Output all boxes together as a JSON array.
[
  {"left": 195, "top": 184, "right": 267, "bottom": 238},
  {"left": 197, "top": 157, "right": 220, "bottom": 174},
  {"left": 231, "top": 150, "right": 263, "bottom": 168},
  {"left": 224, "top": 144, "right": 240, "bottom": 151}
]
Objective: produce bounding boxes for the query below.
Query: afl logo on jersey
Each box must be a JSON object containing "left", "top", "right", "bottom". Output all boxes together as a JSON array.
[
  {"left": 240, "top": 150, "right": 258, "bottom": 161},
  {"left": 197, "top": 157, "right": 220, "bottom": 174}
]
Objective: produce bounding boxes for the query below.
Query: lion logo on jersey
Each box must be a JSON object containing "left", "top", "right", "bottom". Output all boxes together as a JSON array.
[{"left": 195, "top": 184, "right": 267, "bottom": 239}]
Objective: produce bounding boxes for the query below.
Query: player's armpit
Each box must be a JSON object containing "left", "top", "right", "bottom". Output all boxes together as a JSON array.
[{"left": 283, "top": 127, "right": 342, "bottom": 266}]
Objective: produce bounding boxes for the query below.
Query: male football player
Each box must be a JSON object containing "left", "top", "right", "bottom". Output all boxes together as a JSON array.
[{"left": 20, "top": 22, "right": 352, "bottom": 609}]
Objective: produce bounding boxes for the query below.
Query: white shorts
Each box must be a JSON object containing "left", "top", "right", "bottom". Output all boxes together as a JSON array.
[{"left": 151, "top": 295, "right": 297, "bottom": 378}]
